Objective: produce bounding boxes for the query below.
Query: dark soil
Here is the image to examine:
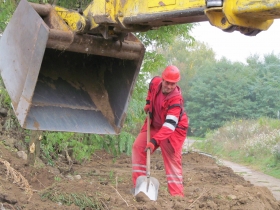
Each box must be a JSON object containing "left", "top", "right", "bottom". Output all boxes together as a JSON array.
[{"left": 1, "top": 136, "right": 280, "bottom": 210}]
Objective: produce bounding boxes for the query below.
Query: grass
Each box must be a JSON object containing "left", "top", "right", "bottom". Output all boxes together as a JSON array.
[
  {"left": 193, "top": 117, "right": 280, "bottom": 179},
  {"left": 41, "top": 188, "right": 104, "bottom": 209},
  {"left": 189, "top": 136, "right": 206, "bottom": 141}
]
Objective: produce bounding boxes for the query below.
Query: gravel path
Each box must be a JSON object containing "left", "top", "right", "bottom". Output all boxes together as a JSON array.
[{"left": 184, "top": 139, "right": 280, "bottom": 201}]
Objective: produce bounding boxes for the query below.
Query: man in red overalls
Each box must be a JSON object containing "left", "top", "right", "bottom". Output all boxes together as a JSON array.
[{"left": 132, "top": 65, "right": 188, "bottom": 197}]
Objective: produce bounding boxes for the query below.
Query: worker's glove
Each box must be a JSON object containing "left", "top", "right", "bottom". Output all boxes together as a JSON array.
[
  {"left": 144, "top": 104, "right": 150, "bottom": 113},
  {"left": 145, "top": 139, "right": 157, "bottom": 152}
]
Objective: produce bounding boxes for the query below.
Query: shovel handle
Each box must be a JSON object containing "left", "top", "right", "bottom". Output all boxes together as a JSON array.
[{"left": 146, "top": 112, "right": 151, "bottom": 177}]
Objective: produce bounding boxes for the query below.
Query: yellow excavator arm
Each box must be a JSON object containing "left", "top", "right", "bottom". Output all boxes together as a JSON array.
[
  {"left": 56, "top": 0, "right": 280, "bottom": 36},
  {"left": 0, "top": 0, "right": 279, "bottom": 134}
]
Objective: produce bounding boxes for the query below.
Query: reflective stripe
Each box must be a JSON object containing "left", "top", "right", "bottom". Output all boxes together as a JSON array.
[
  {"left": 166, "top": 174, "right": 183, "bottom": 178},
  {"left": 163, "top": 122, "right": 175, "bottom": 131},
  {"left": 132, "top": 164, "right": 146, "bottom": 169},
  {"left": 168, "top": 180, "right": 183, "bottom": 184},
  {"left": 166, "top": 174, "right": 183, "bottom": 184},
  {"left": 132, "top": 164, "right": 146, "bottom": 174},
  {"left": 132, "top": 170, "right": 146, "bottom": 174},
  {"left": 163, "top": 115, "right": 178, "bottom": 131},
  {"left": 166, "top": 115, "right": 178, "bottom": 124}
]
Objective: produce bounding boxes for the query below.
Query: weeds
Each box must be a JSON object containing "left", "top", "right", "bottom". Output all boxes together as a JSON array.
[
  {"left": 0, "top": 77, "right": 11, "bottom": 108},
  {"left": 54, "top": 176, "right": 62, "bottom": 182},
  {"left": 41, "top": 189, "right": 104, "bottom": 209},
  {"left": 40, "top": 131, "right": 135, "bottom": 165},
  {"left": 194, "top": 117, "right": 280, "bottom": 179},
  {"left": 0, "top": 158, "right": 33, "bottom": 200}
]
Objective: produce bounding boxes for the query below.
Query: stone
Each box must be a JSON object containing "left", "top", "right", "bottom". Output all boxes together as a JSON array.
[{"left": 17, "top": 151, "right": 27, "bottom": 160}]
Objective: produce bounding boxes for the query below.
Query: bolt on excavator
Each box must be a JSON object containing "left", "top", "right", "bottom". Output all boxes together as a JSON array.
[{"left": 0, "top": 0, "right": 279, "bottom": 134}]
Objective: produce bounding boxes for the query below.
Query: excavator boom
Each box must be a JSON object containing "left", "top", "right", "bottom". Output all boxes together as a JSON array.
[{"left": 0, "top": 0, "right": 280, "bottom": 134}]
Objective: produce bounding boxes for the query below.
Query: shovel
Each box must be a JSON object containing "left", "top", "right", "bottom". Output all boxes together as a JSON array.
[{"left": 135, "top": 113, "right": 160, "bottom": 201}]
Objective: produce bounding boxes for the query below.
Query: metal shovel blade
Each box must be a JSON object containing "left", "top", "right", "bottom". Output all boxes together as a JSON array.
[{"left": 135, "top": 175, "right": 159, "bottom": 201}]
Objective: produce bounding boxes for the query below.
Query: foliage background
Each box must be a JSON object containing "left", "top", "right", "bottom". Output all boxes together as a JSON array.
[{"left": 194, "top": 117, "right": 280, "bottom": 178}]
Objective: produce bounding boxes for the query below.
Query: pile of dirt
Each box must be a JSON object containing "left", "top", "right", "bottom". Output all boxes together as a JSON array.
[{"left": 0, "top": 137, "right": 280, "bottom": 210}]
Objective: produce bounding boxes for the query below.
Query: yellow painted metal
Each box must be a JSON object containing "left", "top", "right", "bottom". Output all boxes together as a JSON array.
[
  {"left": 105, "top": 0, "right": 116, "bottom": 23},
  {"left": 118, "top": 0, "right": 206, "bottom": 17},
  {"left": 54, "top": 6, "right": 88, "bottom": 33},
  {"left": 223, "top": 0, "right": 276, "bottom": 31},
  {"left": 148, "top": 0, "right": 176, "bottom": 8},
  {"left": 205, "top": 7, "right": 232, "bottom": 30},
  {"left": 231, "top": 0, "right": 280, "bottom": 19},
  {"left": 78, "top": 2, "right": 99, "bottom": 31},
  {"left": 83, "top": 0, "right": 117, "bottom": 31},
  {"left": 47, "top": 8, "right": 72, "bottom": 32},
  {"left": 83, "top": 1, "right": 105, "bottom": 18},
  {"left": 29, "top": 0, "right": 280, "bottom": 37}
]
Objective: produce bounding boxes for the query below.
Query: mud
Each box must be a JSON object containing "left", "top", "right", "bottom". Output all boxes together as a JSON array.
[{"left": 0, "top": 138, "right": 280, "bottom": 210}]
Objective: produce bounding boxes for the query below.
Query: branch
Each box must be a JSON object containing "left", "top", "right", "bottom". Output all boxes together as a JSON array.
[
  {"left": 189, "top": 188, "right": 210, "bottom": 208},
  {"left": 110, "top": 185, "right": 129, "bottom": 207}
]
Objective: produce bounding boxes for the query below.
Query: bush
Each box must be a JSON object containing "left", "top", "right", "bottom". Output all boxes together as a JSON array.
[{"left": 194, "top": 118, "right": 280, "bottom": 178}]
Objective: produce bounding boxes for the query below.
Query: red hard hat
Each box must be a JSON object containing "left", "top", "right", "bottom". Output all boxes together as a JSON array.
[{"left": 162, "top": 65, "right": 180, "bottom": 82}]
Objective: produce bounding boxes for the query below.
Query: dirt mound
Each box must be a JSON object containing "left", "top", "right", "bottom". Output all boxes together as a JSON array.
[{"left": 0, "top": 140, "right": 280, "bottom": 210}]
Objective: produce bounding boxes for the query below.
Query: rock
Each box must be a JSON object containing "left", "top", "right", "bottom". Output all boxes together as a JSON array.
[
  {"left": 74, "top": 175, "right": 81, "bottom": 180},
  {"left": 248, "top": 196, "right": 254, "bottom": 200},
  {"left": 0, "top": 108, "right": 7, "bottom": 117},
  {"left": 0, "top": 193, "right": 17, "bottom": 204},
  {"left": 14, "top": 140, "right": 26, "bottom": 151},
  {"left": 100, "top": 181, "right": 108, "bottom": 185},
  {"left": 199, "top": 203, "right": 205, "bottom": 208},
  {"left": 3, "top": 138, "right": 16, "bottom": 147},
  {"left": 227, "top": 194, "right": 237, "bottom": 200},
  {"left": 17, "top": 151, "right": 27, "bottom": 160},
  {"left": 47, "top": 166, "right": 61, "bottom": 175},
  {"left": 66, "top": 175, "right": 74, "bottom": 180},
  {"left": 239, "top": 197, "right": 247, "bottom": 204}
]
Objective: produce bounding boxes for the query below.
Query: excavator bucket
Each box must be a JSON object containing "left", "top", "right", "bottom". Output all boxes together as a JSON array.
[{"left": 0, "top": 0, "right": 145, "bottom": 134}]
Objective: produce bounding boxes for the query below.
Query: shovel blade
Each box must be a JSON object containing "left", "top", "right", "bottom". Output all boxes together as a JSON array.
[{"left": 135, "top": 176, "right": 159, "bottom": 201}]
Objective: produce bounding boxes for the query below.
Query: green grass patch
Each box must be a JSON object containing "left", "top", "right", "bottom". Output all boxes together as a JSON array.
[
  {"left": 225, "top": 150, "right": 243, "bottom": 162},
  {"left": 189, "top": 136, "right": 206, "bottom": 141},
  {"left": 41, "top": 189, "right": 104, "bottom": 209},
  {"left": 192, "top": 118, "right": 280, "bottom": 179}
]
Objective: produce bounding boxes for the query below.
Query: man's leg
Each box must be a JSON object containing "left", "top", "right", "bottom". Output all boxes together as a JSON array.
[
  {"left": 132, "top": 131, "right": 147, "bottom": 187},
  {"left": 132, "top": 128, "right": 158, "bottom": 187},
  {"left": 160, "top": 139, "right": 184, "bottom": 196}
]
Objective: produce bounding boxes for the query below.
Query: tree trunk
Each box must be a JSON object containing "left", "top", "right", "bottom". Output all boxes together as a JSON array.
[{"left": 27, "top": 130, "right": 43, "bottom": 165}]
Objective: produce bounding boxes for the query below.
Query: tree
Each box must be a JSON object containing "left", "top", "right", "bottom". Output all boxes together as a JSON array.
[
  {"left": 186, "top": 58, "right": 253, "bottom": 136},
  {"left": 186, "top": 52, "right": 280, "bottom": 137},
  {"left": 247, "top": 53, "right": 280, "bottom": 118},
  {"left": 159, "top": 41, "right": 216, "bottom": 100}
]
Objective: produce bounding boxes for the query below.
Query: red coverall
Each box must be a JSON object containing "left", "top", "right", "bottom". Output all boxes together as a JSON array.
[{"left": 132, "top": 76, "right": 188, "bottom": 196}]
